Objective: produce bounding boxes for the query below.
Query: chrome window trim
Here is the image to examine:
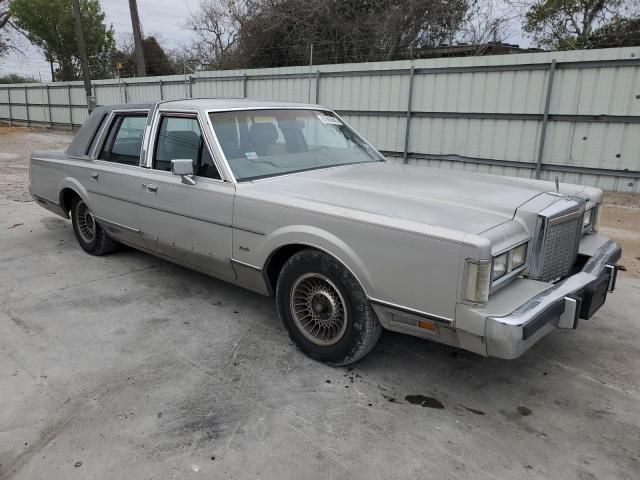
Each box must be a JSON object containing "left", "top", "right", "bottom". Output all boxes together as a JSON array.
[
  {"left": 204, "top": 107, "right": 386, "bottom": 183},
  {"left": 146, "top": 109, "right": 226, "bottom": 183},
  {"left": 89, "top": 109, "right": 150, "bottom": 161},
  {"left": 91, "top": 158, "right": 148, "bottom": 171}
]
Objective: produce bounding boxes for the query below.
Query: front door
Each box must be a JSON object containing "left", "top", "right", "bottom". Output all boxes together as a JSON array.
[{"left": 137, "top": 112, "right": 236, "bottom": 279}]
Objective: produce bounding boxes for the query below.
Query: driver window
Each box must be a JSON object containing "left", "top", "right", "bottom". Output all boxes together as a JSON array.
[{"left": 153, "top": 115, "right": 221, "bottom": 180}]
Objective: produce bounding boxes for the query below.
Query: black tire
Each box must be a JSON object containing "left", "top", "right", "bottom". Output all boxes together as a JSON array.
[
  {"left": 70, "top": 197, "right": 118, "bottom": 255},
  {"left": 276, "top": 249, "right": 382, "bottom": 366}
]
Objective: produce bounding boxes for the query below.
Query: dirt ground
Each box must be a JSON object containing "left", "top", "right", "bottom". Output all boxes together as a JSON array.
[
  {"left": 2, "top": 123, "right": 639, "bottom": 276},
  {"left": 1, "top": 124, "right": 639, "bottom": 480},
  {"left": 0, "top": 125, "right": 72, "bottom": 203}
]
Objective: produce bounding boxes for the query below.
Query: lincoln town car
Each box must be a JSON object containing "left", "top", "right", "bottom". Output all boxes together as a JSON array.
[{"left": 29, "top": 99, "right": 621, "bottom": 365}]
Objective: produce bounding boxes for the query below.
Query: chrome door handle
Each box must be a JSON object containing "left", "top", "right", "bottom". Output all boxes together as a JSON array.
[
  {"left": 90, "top": 173, "right": 100, "bottom": 181},
  {"left": 145, "top": 183, "right": 158, "bottom": 193}
]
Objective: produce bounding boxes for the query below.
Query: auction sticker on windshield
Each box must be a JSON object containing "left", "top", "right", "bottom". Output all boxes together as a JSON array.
[{"left": 317, "top": 114, "right": 342, "bottom": 125}]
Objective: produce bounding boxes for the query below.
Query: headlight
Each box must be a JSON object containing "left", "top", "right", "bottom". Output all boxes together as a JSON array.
[
  {"left": 583, "top": 208, "right": 592, "bottom": 227},
  {"left": 491, "top": 242, "right": 529, "bottom": 283},
  {"left": 492, "top": 253, "right": 508, "bottom": 280},
  {"left": 511, "top": 243, "right": 527, "bottom": 270}
]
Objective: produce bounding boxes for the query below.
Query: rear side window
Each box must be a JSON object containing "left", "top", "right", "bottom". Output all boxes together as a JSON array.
[
  {"left": 99, "top": 113, "right": 148, "bottom": 165},
  {"left": 153, "top": 115, "right": 221, "bottom": 180}
]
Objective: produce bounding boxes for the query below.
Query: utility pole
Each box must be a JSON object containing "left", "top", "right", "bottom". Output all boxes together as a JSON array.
[
  {"left": 71, "top": 0, "right": 95, "bottom": 112},
  {"left": 129, "top": 0, "right": 146, "bottom": 77}
]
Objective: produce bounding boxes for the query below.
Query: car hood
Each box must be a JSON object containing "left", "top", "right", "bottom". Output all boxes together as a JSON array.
[{"left": 245, "top": 162, "right": 584, "bottom": 234}]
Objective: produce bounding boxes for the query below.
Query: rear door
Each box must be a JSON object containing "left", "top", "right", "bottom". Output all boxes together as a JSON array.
[
  {"left": 85, "top": 110, "right": 149, "bottom": 247},
  {"left": 136, "top": 111, "right": 236, "bottom": 278}
]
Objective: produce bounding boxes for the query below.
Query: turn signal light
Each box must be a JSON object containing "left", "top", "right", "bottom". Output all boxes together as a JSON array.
[{"left": 417, "top": 320, "right": 435, "bottom": 331}]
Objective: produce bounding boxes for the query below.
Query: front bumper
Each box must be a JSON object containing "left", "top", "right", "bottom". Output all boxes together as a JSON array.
[{"left": 485, "top": 239, "right": 621, "bottom": 359}]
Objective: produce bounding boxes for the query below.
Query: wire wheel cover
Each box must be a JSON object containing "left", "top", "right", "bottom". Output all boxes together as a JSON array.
[
  {"left": 290, "top": 273, "right": 348, "bottom": 346},
  {"left": 76, "top": 201, "right": 96, "bottom": 243}
]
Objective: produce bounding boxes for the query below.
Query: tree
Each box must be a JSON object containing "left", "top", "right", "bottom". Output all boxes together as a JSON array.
[
  {"left": 459, "top": 0, "right": 511, "bottom": 47},
  {"left": 580, "top": 15, "right": 640, "bottom": 46},
  {"left": 187, "top": 0, "right": 243, "bottom": 69},
  {"left": 116, "top": 35, "right": 176, "bottom": 77},
  {"left": 0, "top": 73, "right": 32, "bottom": 83},
  {"left": 522, "top": 0, "right": 640, "bottom": 49},
  {"left": 128, "top": 0, "right": 146, "bottom": 76},
  {"left": 10, "top": 0, "right": 115, "bottom": 81},
  {"left": 187, "top": 0, "right": 471, "bottom": 69},
  {"left": 0, "top": 0, "right": 19, "bottom": 58}
]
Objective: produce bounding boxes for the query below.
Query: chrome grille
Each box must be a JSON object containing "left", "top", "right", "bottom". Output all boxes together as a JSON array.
[
  {"left": 528, "top": 198, "right": 585, "bottom": 283},
  {"left": 539, "top": 216, "right": 582, "bottom": 282}
]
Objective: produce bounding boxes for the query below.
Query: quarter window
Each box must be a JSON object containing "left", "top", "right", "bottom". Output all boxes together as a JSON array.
[
  {"left": 153, "top": 115, "right": 221, "bottom": 180},
  {"left": 98, "top": 113, "right": 147, "bottom": 165}
]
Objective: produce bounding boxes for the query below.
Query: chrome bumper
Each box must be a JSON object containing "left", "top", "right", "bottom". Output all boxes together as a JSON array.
[{"left": 485, "top": 239, "right": 621, "bottom": 359}]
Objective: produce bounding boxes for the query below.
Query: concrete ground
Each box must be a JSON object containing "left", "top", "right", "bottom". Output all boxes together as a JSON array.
[{"left": 1, "top": 125, "right": 639, "bottom": 480}]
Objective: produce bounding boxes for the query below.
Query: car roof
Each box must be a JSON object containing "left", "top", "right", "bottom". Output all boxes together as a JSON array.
[
  {"left": 158, "top": 97, "right": 326, "bottom": 111},
  {"left": 100, "top": 98, "right": 327, "bottom": 112}
]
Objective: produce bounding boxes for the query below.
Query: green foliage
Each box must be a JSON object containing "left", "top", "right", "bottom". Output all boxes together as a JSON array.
[
  {"left": 190, "top": 0, "right": 471, "bottom": 69},
  {"left": 115, "top": 36, "right": 176, "bottom": 77},
  {"left": 0, "top": 73, "right": 33, "bottom": 83},
  {"left": 579, "top": 16, "right": 640, "bottom": 47},
  {"left": 522, "top": 0, "right": 634, "bottom": 50},
  {"left": 10, "top": 0, "right": 115, "bottom": 80}
]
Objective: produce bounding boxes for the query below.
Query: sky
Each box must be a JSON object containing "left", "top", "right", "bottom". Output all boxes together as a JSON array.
[
  {"left": 0, "top": 0, "right": 530, "bottom": 81},
  {"left": 1, "top": 0, "right": 198, "bottom": 80}
]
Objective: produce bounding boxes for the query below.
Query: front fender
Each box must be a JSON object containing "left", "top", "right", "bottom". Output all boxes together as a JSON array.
[{"left": 258, "top": 224, "right": 375, "bottom": 297}]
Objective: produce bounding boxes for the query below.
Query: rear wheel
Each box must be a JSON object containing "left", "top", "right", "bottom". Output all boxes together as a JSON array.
[
  {"left": 276, "top": 249, "right": 382, "bottom": 365},
  {"left": 71, "top": 197, "right": 117, "bottom": 255}
]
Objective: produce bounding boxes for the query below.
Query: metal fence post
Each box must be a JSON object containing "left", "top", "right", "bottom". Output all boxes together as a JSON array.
[
  {"left": 536, "top": 60, "right": 557, "bottom": 179},
  {"left": 7, "top": 87, "right": 12, "bottom": 126},
  {"left": 67, "top": 85, "right": 73, "bottom": 129},
  {"left": 46, "top": 85, "right": 52, "bottom": 127},
  {"left": 315, "top": 70, "right": 320, "bottom": 103},
  {"left": 243, "top": 74, "right": 248, "bottom": 98},
  {"left": 402, "top": 66, "right": 415, "bottom": 164},
  {"left": 24, "top": 85, "right": 30, "bottom": 126}
]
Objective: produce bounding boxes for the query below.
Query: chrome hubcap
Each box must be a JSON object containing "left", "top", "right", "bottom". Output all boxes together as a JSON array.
[
  {"left": 76, "top": 201, "right": 96, "bottom": 243},
  {"left": 290, "top": 273, "right": 347, "bottom": 346}
]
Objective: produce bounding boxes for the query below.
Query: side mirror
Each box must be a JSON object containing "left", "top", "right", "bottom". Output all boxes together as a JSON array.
[{"left": 171, "top": 159, "right": 196, "bottom": 185}]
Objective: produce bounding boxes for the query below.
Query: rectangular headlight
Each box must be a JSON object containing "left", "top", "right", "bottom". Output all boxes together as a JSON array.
[
  {"left": 491, "top": 242, "right": 529, "bottom": 285},
  {"left": 510, "top": 243, "right": 527, "bottom": 270},
  {"left": 465, "top": 260, "right": 491, "bottom": 304},
  {"left": 583, "top": 208, "right": 592, "bottom": 227},
  {"left": 492, "top": 253, "right": 508, "bottom": 281}
]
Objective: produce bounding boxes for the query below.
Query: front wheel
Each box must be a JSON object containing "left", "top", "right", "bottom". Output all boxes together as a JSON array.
[
  {"left": 276, "top": 249, "right": 382, "bottom": 365},
  {"left": 70, "top": 197, "right": 118, "bottom": 255}
]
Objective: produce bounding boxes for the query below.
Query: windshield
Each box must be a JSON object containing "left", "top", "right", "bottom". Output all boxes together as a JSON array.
[{"left": 209, "top": 109, "right": 383, "bottom": 181}]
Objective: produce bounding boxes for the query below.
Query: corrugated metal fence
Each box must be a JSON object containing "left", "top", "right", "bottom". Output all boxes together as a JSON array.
[{"left": 1, "top": 47, "right": 639, "bottom": 192}]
